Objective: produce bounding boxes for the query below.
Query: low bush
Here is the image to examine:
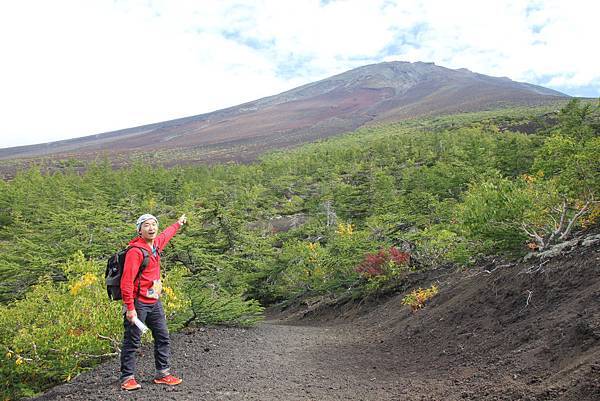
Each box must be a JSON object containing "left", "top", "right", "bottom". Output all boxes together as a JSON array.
[
  {"left": 0, "top": 253, "right": 123, "bottom": 399},
  {"left": 355, "top": 246, "right": 411, "bottom": 292},
  {"left": 402, "top": 284, "right": 439, "bottom": 312}
]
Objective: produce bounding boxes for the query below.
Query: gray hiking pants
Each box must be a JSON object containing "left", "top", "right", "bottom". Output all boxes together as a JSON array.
[{"left": 120, "top": 300, "right": 171, "bottom": 382}]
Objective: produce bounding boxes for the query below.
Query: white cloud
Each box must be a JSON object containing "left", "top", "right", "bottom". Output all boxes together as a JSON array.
[{"left": 0, "top": 0, "right": 598, "bottom": 149}]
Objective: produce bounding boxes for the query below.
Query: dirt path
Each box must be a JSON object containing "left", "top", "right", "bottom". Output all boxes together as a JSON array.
[{"left": 34, "top": 320, "right": 441, "bottom": 401}]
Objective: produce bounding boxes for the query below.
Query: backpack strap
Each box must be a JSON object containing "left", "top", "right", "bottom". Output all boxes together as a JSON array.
[{"left": 127, "top": 246, "right": 150, "bottom": 299}]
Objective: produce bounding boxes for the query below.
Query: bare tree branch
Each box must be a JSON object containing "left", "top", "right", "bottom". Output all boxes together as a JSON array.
[
  {"left": 557, "top": 198, "right": 568, "bottom": 233},
  {"left": 560, "top": 201, "right": 591, "bottom": 241},
  {"left": 73, "top": 351, "right": 118, "bottom": 359},
  {"left": 523, "top": 196, "right": 597, "bottom": 251},
  {"left": 98, "top": 334, "right": 121, "bottom": 353},
  {"left": 522, "top": 222, "right": 545, "bottom": 249}
]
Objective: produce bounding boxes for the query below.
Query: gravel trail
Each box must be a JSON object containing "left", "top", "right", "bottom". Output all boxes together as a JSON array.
[{"left": 34, "top": 321, "right": 428, "bottom": 401}]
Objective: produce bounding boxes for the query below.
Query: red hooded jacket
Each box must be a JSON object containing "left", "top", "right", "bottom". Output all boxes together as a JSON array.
[{"left": 121, "top": 221, "right": 182, "bottom": 311}]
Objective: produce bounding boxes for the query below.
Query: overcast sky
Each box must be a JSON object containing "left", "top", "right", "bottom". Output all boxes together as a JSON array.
[{"left": 0, "top": 0, "right": 598, "bottom": 149}]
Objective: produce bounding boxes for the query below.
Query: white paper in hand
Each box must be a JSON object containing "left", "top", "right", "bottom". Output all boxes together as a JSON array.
[{"left": 132, "top": 316, "right": 149, "bottom": 334}]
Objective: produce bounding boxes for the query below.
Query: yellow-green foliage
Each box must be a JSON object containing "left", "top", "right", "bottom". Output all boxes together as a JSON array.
[
  {"left": 185, "top": 286, "right": 264, "bottom": 328},
  {"left": 458, "top": 176, "right": 537, "bottom": 252},
  {"left": 270, "top": 221, "right": 379, "bottom": 298},
  {"left": 411, "top": 226, "right": 470, "bottom": 266},
  {"left": 0, "top": 252, "right": 188, "bottom": 400},
  {"left": 160, "top": 263, "right": 192, "bottom": 323},
  {"left": 402, "top": 284, "right": 439, "bottom": 312}
]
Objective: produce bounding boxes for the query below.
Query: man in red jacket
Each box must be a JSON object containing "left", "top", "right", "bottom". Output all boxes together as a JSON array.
[{"left": 119, "top": 213, "right": 186, "bottom": 391}]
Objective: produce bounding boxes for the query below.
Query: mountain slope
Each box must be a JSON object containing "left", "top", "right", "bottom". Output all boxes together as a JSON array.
[{"left": 0, "top": 61, "right": 566, "bottom": 162}]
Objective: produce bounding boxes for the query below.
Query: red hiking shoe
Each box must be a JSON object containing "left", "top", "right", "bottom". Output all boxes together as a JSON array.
[
  {"left": 120, "top": 378, "right": 141, "bottom": 391},
  {"left": 153, "top": 374, "right": 183, "bottom": 386}
]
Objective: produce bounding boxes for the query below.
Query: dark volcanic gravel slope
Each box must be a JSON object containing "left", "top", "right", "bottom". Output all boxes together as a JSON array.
[
  {"left": 32, "top": 323, "right": 437, "bottom": 401},
  {"left": 32, "top": 240, "right": 600, "bottom": 401}
]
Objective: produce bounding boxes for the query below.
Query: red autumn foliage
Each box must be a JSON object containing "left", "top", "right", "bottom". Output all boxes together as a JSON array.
[
  {"left": 355, "top": 247, "right": 411, "bottom": 278},
  {"left": 389, "top": 247, "right": 410, "bottom": 265}
]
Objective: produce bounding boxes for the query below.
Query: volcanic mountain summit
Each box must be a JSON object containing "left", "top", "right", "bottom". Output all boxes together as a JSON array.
[{"left": 0, "top": 61, "right": 566, "bottom": 164}]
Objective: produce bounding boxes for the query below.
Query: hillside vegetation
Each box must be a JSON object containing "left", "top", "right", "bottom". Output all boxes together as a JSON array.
[{"left": 0, "top": 100, "right": 598, "bottom": 399}]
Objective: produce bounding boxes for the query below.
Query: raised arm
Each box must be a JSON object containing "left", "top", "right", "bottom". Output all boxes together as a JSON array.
[{"left": 154, "top": 214, "right": 187, "bottom": 251}]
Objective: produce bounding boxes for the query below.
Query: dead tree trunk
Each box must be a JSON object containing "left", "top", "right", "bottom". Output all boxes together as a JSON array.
[{"left": 522, "top": 198, "right": 594, "bottom": 251}]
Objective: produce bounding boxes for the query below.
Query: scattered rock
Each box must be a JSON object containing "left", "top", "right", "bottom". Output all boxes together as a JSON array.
[{"left": 582, "top": 234, "right": 600, "bottom": 247}]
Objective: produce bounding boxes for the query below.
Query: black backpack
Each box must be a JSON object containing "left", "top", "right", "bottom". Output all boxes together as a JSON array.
[{"left": 105, "top": 246, "right": 150, "bottom": 300}]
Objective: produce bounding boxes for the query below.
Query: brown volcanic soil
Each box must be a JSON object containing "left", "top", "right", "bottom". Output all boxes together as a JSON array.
[{"left": 32, "top": 242, "right": 599, "bottom": 401}]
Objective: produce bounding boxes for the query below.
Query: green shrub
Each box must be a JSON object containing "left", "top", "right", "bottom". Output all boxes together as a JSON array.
[
  {"left": 458, "top": 177, "right": 532, "bottom": 253},
  {"left": 411, "top": 226, "right": 471, "bottom": 266},
  {"left": 184, "top": 281, "right": 264, "bottom": 327},
  {"left": 0, "top": 253, "right": 122, "bottom": 399}
]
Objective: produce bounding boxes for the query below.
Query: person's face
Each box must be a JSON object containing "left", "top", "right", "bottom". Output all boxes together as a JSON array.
[{"left": 139, "top": 219, "right": 158, "bottom": 241}]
